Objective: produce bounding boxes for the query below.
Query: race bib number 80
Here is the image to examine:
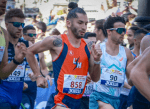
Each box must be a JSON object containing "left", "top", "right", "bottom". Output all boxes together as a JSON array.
[{"left": 63, "top": 74, "right": 86, "bottom": 94}]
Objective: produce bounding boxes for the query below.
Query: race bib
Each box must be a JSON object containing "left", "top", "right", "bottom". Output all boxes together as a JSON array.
[
  {"left": 5, "top": 65, "right": 25, "bottom": 82},
  {"left": 83, "top": 82, "right": 93, "bottom": 96},
  {"left": 100, "top": 68, "right": 124, "bottom": 87},
  {"left": 24, "top": 67, "right": 32, "bottom": 81},
  {"left": 0, "top": 46, "right": 5, "bottom": 62},
  {"left": 63, "top": 74, "right": 86, "bottom": 94}
]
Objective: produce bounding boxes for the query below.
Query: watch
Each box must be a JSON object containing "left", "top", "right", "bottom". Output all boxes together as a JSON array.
[{"left": 13, "top": 58, "right": 23, "bottom": 65}]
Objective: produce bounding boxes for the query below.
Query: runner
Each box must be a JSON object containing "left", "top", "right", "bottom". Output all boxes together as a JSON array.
[
  {"left": 128, "top": 36, "right": 150, "bottom": 102},
  {"left": 94, "top": 19, "right": 107, "bottom": 43},
  {"left": 127, "top": 31, "right": 150, "bottom": 108},
  {"left": 0, "top": 8, "right": 47, "bottom": 109},
  {"left": 21, "top": 25, "right": 53, "bottom": 109},
  {"left": 89, "top": 16, "right": 133, "bottom": 109},
  {"left": 119, "top": 28, "right": 146, "bottom": 109},
  {"left": 26, "top": 7, "right": 102, "bottom": 109},
  {"left": 127, "top": 26, "right": 140, "bottom": 50},
  {"left": 0, "top": 0, "right": 26, "bottom": 81}
]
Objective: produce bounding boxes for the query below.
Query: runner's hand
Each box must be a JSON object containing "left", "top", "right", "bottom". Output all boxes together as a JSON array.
[
  {"left": 36, "top": 76, "right": 48, "bottom": 88},
  {"left": 45, "top": 75, "right": 53, "bottom": 86},
  {"left": 91, "top": 40, "right": 102, "bottom": 61},
  {"left": 23, "top": 82, "right": 28, "bottom": 90},
  {"left": 29, "top": 73, "right": 36, "bottom": 82},
  {"left": 87, "top": 75, "right": 91, "bottom": 84},
  {"left": 14, "top": 42, "right": 27, "bottom": 63}
]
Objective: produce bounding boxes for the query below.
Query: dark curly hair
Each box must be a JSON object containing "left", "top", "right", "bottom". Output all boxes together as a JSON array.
[{"left": 104, "top": 16, "right": 126, "bottom": 30}]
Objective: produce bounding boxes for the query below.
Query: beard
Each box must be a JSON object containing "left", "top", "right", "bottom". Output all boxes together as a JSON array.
[
  {"left": 9, "top": 31, "right": 22, "bottom": 39},
  {"left": 70, "top": 24, "right": 84, "bottom": 39},
  {"left": 111, "top": 36, "right": 123, "bottom": 45},
  {"left": 0, "top": 8, "right": 6, "bottom": 16}
]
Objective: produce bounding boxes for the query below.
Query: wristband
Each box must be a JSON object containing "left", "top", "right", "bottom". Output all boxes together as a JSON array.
[
  {"left": 94, "top": 60, "right": 101, "bottom": 64},
  {"left": 13, "top": 58, "right": 23, "bottom": 65},
  {"left": 40, "top": 70, "right": 46, "bottom": 77},
  {"left": 35, "top": 75, "right": 43, "bottom": 79}
]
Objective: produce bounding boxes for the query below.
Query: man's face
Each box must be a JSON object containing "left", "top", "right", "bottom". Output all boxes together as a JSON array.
[
  {"left": 110, "top": 22, "right": 126, "bottom": 44},
  {"left": 34, "top": 26, "right": 41, "bottom": 35},
  {"left": 127, "top": 29, "right": 134, "bottom": 45},
  {"left": 23, "top": 29, "right": 36, "bottom": 44},
  {"left": 70, "top": 13, "right": 88, "bottom": 39},
  {"left": 6, "top": 17, "right": 25, "bottom": 39},
  {"left": 0, "top": 0, "right": 7, "bottom": 16},
  {"left": 88, "top": 37, "right": 96, "bottom": 43},
  {"left": 94, "top": 25, "right": 101, "bottom": 41}
]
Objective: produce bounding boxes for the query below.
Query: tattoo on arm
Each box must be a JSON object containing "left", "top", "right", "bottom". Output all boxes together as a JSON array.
[
  {"left": 87, "top": 41, "right": 95, "bottom": 50},
  {"left": 53, "top": 38, "right": 62, "bottom": 47}
]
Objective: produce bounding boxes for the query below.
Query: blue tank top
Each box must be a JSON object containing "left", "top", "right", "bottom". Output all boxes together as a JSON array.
[
  {"left": 93, "top": 43, "right": 127, "bottom": 97},
  {"left": 0, "top": 38, "right": 29, "bottom": 108}
]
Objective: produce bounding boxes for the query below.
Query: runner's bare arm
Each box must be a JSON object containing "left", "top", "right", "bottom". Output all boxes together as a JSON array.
[
  {"left": 125, "top": 47, "right": 134, "bottom": 80},
  {"left": 87, "top": 41, "right": 101, "bottom": 82},
  {"left": 127, "top": 55, "right": 141, "bottom": 86},
  {"left": 26, "top": 35, "right": 62, "bottom": 76},
  {"left": 0, "top": 28, "right": 25, "bottom": 79},
  {"left": 39, "top": 52, "right": 49, "bottom": 76},
  {"left": 130, "top": 48, "right": 150, "bottom": 101}
]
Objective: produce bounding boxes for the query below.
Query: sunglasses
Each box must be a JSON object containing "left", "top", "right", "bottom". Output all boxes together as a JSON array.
[
  {"left": 108, "top": 28, "right": 126, "bottom": 34},
  {"left": 24, "top": 33, "right": 37, "bottom": 37},
  {"left": 9, "top": 22, "right": 25, "bottom": 28}
]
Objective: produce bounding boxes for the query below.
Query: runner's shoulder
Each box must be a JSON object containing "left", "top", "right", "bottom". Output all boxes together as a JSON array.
[
  {"left": 43, "top": 35, "right": 62, "bottom": 42},
  {"left": 123, "top": 46, "right": 133, "bottom": 58}
]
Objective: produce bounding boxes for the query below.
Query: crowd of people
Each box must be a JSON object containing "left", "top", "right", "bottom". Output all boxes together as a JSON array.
[{"left": 1, "top": 0, "right": 150, "bottom": 109}]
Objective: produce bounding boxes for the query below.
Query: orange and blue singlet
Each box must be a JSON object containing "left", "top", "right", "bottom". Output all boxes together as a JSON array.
[{"left": 52, "top": 34, "right": 90, "bottom": 105}]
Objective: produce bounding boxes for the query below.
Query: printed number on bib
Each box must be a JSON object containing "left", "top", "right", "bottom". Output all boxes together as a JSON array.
[
  {"left": 63, "top": 74, "right": 86, "bottom": 94},
  {"left": 83, "top": 82, "right": 93, "bottom": 96},
  {"left": 100, "top": 68, "right": 124, "bottom": 87},
  {"left": 6, "top": 65, "right": 25, "bottom": 82},
  {"left": 24, "top": 67, "right": 32, "bottom": 81}
]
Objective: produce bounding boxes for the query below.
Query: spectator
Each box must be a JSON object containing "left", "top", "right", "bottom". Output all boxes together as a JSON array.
[
  {"left": 127, "top": 26, "right": 140, "bottom": 50},
  {"left": 94, "top": 19, "right": 107, "bottom": 42},
  {"left": 34, "top": 21, "right": 47, "bottom": 40},
  {"left": 49, "top": 28, "right": 61, "bottom": 36}
]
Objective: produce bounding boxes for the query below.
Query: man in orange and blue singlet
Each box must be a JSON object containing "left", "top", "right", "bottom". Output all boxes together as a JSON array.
[{"left": 26, "top": 7, "right": 102, "bottom": 109}]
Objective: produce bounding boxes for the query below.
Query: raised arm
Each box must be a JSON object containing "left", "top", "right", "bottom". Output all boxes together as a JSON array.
[
  {"left": 88, "top": 41, "right": 102, "bottom": 82},
  {"left": 0, "top": 28, "right": 26, "bottom": 79},
  {"left": 26, "top": 36, "right": 60, "bottom": 76}
]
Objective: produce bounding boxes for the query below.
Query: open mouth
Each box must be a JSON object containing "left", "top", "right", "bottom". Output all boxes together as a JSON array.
[{"left": 80, "top": 31, "right": 85, "bottom": 35}]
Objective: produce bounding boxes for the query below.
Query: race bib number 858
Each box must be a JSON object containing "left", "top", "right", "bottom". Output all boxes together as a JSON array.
[{"left": 63, "top": 74, "right": 86, "bottom": 94}]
